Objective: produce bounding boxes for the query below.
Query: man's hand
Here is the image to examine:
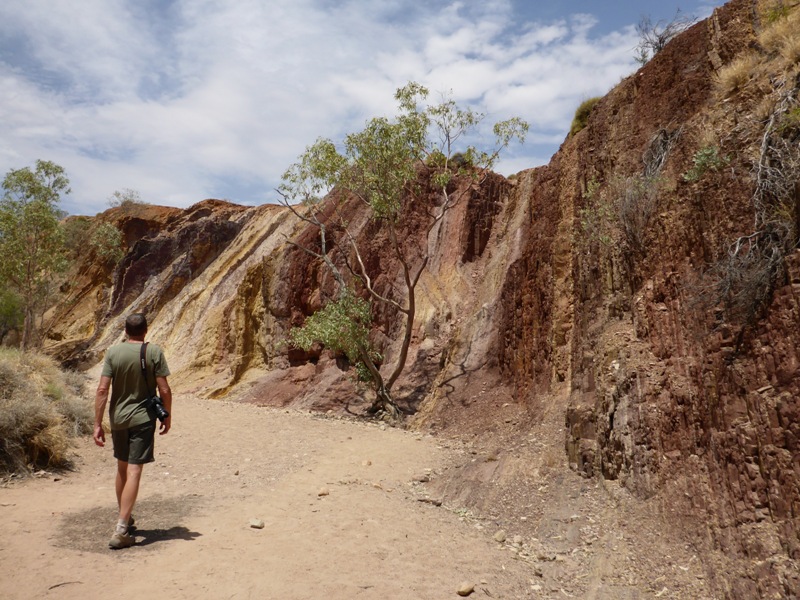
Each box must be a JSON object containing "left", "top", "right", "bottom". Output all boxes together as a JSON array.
[
  {"left": 93, "top": 424, "right": 105, "bottom": 447},
  {"left": 95, "top": 375, "right": 111, "bottom": 449},
  {"left": 155, "top": 375, "right": 172, "bottom": 436}
]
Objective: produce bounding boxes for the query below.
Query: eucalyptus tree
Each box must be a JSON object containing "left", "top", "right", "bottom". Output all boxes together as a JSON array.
[
  {"left": 0, "top": 160, "right": 70, "bottom": 349},
  {"left": 279, "top": 82, "right": 527, "bottom": 417}
]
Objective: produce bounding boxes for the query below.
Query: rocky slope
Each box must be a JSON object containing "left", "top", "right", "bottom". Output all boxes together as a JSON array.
[{"left": 43, "top": 0, "right": 799, "bottom": 597}]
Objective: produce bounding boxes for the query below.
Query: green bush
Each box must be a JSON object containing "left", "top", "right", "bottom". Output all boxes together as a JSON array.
[
  {"left": 777, "top": 107, "right": 800, "bottom": 134},
  {"left": 0, "top": 348, "right": 92, "bottom": 473},
  {"left": 63, "top": 216, "right": 91, "bottom": 259},
  {"left": 570, "top": 97, "right": 602, "bottom": 136},
  {"left": 0, "top": 287, "right": 23, "bottom": 339},
  {"left": 289, "top": 292, "right": 381, "bottom": 383},
  {"left": 89, "top": 222, "right": 124, "bottom": 264},
  {"left": 64, "top": 218, "right": 124, "bottom": 265},
  {"left": 683, "top": 145, "right": 728, "bottom": 182}
]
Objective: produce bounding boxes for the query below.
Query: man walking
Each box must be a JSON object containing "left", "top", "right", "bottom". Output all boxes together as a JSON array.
[{"left": 94, "top": 313, "right": 172, "bottom": 549}]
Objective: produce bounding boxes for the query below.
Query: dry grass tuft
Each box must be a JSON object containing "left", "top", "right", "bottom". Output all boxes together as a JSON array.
[
  {"left": 758, "top": 5, "right": 800, "bottom": 60},
  {"left": 755, "top": 96, "right": 778, "bottom": 122},
  {"left": 0, "top": 348, "right": 92, "bottom": 474},
  {"left": 759, "top": 19, "right": 789, "bottom": 53},
  {"left": 714, "top": 52, "right": 761, "bottom": 98},
  {"left": 570, "top": 97, "right": 602, "bottom": 136},
  {"left": 779, "top": 31, "right": 800, "bottom": 64}
]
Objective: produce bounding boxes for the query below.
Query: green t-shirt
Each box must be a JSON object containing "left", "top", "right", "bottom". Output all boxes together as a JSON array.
[{"left": 101, "top": 342, "right": 171, "bottom": 430}]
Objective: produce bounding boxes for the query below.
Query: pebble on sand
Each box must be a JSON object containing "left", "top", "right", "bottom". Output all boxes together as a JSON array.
[{"left": 457, "top": 582, "right": 475, "bottom": 596}]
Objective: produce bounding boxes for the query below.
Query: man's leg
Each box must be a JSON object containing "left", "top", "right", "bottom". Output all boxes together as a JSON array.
[
  {"left": 115, "top": 459, "right": 128, "bottom": 512},
  {"left": 117, "top": 462, "right": 143, "bottom": 524},
  {"left": 109, "top": 423, "right": 152, "bottom": 548}
]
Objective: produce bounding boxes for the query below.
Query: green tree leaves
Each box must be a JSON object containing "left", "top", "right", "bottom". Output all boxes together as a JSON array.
[
  {"left": 289, "top": 292, "right": 380, "bottom": 383},
  {"left": 0, "top": 160, "right": 71, "bottom": 349},
  {"left": 89, "top": 222, "right": 124, "bottom": 264}
]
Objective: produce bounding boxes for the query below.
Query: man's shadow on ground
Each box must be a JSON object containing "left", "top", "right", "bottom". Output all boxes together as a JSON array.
[
  {"left": 129, "top": 525, "right": 201, "bottom": 547},
  {"left": 59, "top": 494, "right": 204, "bottom": 554}
]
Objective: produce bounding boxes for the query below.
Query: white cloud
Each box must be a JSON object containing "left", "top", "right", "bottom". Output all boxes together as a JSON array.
[{"left": 0, "top": 0, "right": 642, "bottom": 215}]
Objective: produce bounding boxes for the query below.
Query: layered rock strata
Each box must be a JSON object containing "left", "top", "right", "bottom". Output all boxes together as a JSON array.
[{"left": 44, "top": 1, "right": 799, "bottom": 596}]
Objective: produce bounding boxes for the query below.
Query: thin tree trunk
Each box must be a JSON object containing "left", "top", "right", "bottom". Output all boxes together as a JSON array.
[
  {"left": 385, "top": 221, "right": 415, "bottom": 391},
  {"left": 22, "top": 305, "right": 34, "bottom": 351},
  {"left": 359, "top": 344, "right": 399, "bottom": 419}
]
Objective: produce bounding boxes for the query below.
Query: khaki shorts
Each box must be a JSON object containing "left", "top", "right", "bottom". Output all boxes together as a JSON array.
[{"left": 112, "top": 421, "right": 156, "bottom": 464}]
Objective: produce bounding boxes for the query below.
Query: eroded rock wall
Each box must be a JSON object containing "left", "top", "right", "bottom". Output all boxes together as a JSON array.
[{"left": 474, "top": 1, "right": 799, "bottom": 596}]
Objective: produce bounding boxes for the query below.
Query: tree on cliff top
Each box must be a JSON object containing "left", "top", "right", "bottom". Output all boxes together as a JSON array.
[
  {"left": 0, "top": 160, "right": 70, "bottom": 350},
  {"left": 278, "top": 82, "right": 527, "bottom": 418},
  {"left": 634, "top": 10, "right": 696, "bottom": 66}
]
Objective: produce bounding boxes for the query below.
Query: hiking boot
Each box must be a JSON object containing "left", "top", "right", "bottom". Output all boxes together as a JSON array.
[
  {"left": 128, "top": 515, "right": 135, "bottom": 528},
  {"left": 109, "top": 531, "right": 134, "bottom": 549}
]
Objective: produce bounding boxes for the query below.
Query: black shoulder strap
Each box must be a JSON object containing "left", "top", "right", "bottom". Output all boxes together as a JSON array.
[{"left": 140, "top": 342, "right": 155, "bottom": 397}]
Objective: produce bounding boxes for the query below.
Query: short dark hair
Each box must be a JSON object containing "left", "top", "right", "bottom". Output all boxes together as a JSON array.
[{"left": 125, "top": 313, "right": 148, "bottom": 337}]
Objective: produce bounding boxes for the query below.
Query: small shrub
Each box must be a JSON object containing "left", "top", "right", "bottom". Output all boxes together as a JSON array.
[
  {"left": 692, "top": 224, "right": 792, "bottom": 330},
  {"left": 643, "top": 127, "right": 682, "bottom": 178},
  {"left": 578, "top": 175, "right": 662, "bottom": 254},
  {"left": 107, "top": 188, "right": 144, "bottom": 209},
  {"left": 0, "top": 348, "right": 92, "bottom": 473},
  {"left": 610, "top": 175, "right": 661, "bottom": 254},
  {"left": 690, "top": 97, "right": 800, "bottom": 334},
  {"left": 289, "top": 292, "right": 381, "bottom": 383},
  {"left": 714, "top": 52, "right": 760, "bottom": 97},
  {"left": 634, "top": 11, "right": 697, "bottom": 65},
  {"left": 89, "top": 222, "right": 124, "bottom": 264},
  {"left": 683, "top": 145, "right": 728, "bottom": 182},
  {"left": 754, "top": 117, "right": 800, "bottom": 246},
  {"left": 579, "top": 177, "right": 614, "bottom": 246},
  {"left": 777, "top": 107, "right": 800, "bottom": 134},
  {"left": 570, "top": 97, "right": 602, "bottom": 136}
]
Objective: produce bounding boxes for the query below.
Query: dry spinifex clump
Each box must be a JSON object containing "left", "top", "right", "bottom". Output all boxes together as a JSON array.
[
  {"left": 714, "top": 3, "right": 800, "bottom": 99},
  {"left": 0, "top": 348, "right": 92, "bottom": 474}
]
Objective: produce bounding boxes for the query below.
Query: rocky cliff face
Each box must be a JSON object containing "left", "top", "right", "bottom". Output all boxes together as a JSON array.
[
  {"left": 44, "top": 0, "right": 799, "bottom": 596},
  {"left": 508, "top": 1, "right": 800, "bottom": 595}
]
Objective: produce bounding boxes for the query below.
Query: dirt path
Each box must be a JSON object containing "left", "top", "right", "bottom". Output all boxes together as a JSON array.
[
  {"left": 1, "top": 395, "right": 719, "bottom": 600},
  {"left": 0, "top": 396, "right": 536, "bottom": 599}
]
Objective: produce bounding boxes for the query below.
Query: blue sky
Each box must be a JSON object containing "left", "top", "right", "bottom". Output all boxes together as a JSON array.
[{"left": 0, "top": 0, "right": 726, "bottom": 216}]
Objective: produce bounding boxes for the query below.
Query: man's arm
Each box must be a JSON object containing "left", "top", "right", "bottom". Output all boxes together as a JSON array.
[
  {"left": 94, "top": 375, "right": 111, "bottom": 447},
  {"left": 156, "top": 376, "right": 172, "bottom": 435}
]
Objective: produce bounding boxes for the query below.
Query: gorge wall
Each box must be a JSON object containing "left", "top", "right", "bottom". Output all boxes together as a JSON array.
[{"left": 43, "top": 0, "right": 799, "bottom": 597}]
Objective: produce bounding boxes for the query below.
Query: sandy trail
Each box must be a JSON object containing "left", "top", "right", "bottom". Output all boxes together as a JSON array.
[{"left": 0, "top": 396, "right": 534, "bottom": 599}]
